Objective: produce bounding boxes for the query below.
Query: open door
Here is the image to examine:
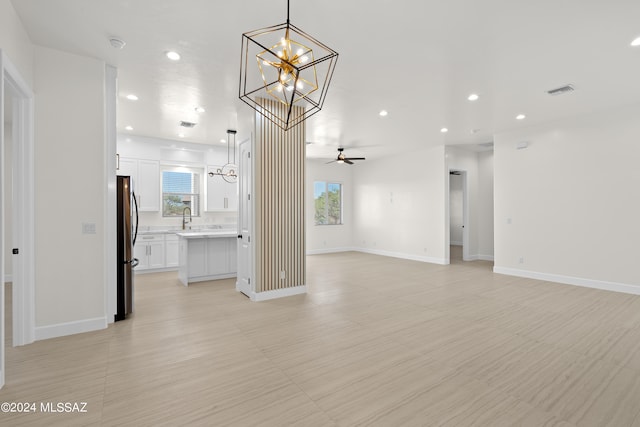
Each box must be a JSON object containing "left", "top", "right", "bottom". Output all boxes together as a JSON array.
[
  {"left": 236, "top": 137, "right": 253, "bottom": 297},
  {"left": 1, "top": 50, "right": 36, "bottom": 389},
  {"left": 448, "top": 169, "right": 469, "bottom": 263}
]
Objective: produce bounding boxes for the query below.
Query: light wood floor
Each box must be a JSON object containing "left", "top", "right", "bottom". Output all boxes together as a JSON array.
[{"left": 2, "top": 251, "right": 640, "bottom": 426}]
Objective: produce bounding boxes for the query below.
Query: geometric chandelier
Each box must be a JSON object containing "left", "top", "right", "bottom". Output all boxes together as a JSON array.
[{"left": 239, "top": 0, "right": 339, "bottom": 131}]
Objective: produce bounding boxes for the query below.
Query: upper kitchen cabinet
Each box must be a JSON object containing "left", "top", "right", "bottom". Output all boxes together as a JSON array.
[
  {"left": 137, "top": 160, "right": 160, "bottom": 211},
  {"left": 117, "top": 157, "right": 160, "bottom": 211},
  {"left": 117, "top": 156, "right": 137, "bottom": 180},
  {"left": 206, "top": 165, "right": 238, "bottom": 211}
]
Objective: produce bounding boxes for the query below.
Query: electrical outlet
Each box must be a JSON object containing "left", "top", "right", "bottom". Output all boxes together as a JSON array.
[
  {"left": 280, "top": 270, "right": 286, "bottom": 280},
  {"left": 82, "top": 222, "right": 96, "bottom": 234},
  {"left": 519, "top": 257, "right": 524, "bottom": 264}
]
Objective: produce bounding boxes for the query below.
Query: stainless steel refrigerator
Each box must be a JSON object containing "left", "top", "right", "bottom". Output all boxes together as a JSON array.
[{"left": 116, "top": 175, "right": 139, "bottom": 321}]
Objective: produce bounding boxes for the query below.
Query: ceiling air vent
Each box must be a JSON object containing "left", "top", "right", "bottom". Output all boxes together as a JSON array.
[
  {"left": 179, "top": 121, "right": 197, "bottom": 128},
  {"left": 547, "top": 84, "right": 575, "bottom": 96}
]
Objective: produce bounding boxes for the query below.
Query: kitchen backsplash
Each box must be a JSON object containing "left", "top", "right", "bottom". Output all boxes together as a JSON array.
[{"left": 138, "top": 211, "right": 236, "bottom": 230}]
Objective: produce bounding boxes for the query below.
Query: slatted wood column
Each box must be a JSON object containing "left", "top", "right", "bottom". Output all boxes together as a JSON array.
[{"left": 254, "top": 99, "right": 306, "bottom": 293}]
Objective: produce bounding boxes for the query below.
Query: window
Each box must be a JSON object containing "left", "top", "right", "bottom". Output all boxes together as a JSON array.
[
  {"left": 162, "top": 168, "right": 201, "bottom": 216},
  {"left": 314, "top": 181, "right": 342, "bottom": 225}
]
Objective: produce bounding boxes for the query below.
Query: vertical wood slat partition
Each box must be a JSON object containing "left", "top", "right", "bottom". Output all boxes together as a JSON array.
[{"left": 255, "top": 99, "right": 306, "bottom": 293}]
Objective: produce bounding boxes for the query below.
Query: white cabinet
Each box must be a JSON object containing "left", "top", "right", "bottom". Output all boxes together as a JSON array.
[
  {"left": 178, "top": 236, "right": 237, "bottom": 285},
  {"left": 134, "top": 234, "right": 165, "bottom": 271},
  {"left": 206, "top": 165, "right": 238, "bottom": 211},
  {"left": 137, "top": 160, "right": 160, "bottom": 211},
  {"left": 133, "top": 241, "right": 149, "bottom": 270},
  {"left": 206, "top": 238, "right": 228, "bottom": 274},
  {"left": 165, "top": 234, "right": 179, "bottom": 268},
  {"left": 117, "top": 157, "right": 160, "bottom": 211},
  {"left": 117, "top": 157, "right": 138, "bottom": 179}
]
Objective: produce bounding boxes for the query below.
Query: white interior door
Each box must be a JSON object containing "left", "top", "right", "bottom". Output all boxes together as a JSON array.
[
  {"left": 236, "top": 138, "right": 252, "bottom": 297},
  {"left": 0, "top": 51, "right": 36, "bottom": 390},
  {"left": 1, "top": 52, "right": 6, "bottom": 389}
]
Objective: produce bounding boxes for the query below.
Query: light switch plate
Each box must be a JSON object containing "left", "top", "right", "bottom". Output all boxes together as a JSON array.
[{"left": 82, "top": 222, "right": 96, "bottom": 234}]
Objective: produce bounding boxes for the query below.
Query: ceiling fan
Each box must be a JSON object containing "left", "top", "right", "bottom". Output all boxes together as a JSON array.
[{"left": 326, "top": 148, "right": 366, "bottom": 165}]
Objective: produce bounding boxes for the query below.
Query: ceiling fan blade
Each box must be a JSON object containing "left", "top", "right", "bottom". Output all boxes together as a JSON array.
[
  {"left": 325, "top": 160, "right": 337, "bottom": 164},
  {"left": 344, "top": 159, "right": 354, "bottom": 165},
  {"left": 345, "top": 157, "right": 365, "bottom": 161}
]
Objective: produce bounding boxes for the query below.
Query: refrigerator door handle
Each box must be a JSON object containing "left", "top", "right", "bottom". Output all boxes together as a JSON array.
[{"left": 132, "top": 191, "right": 139, "bottom": 246}]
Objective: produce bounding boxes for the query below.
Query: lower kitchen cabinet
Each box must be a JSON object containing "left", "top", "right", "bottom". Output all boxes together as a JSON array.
[
  {"left": 134, "top": 234, "right": 165, "bottom": 270},
  {"left": 165, "top": 234, "right": 179, "bottom": 268},
  {"left": 134, "top": 233, "right": 177, "bottom": 272},
  {"left": 178, "top": 236, "right": 237, "bottom": 285}
]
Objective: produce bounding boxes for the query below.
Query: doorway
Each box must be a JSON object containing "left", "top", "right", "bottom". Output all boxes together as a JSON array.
[
  {"left": 1, "top": 50, "right": 36, "bottom": 389},
  {"left": 448, "top": 170, "right": 468, "bottom": 263}
]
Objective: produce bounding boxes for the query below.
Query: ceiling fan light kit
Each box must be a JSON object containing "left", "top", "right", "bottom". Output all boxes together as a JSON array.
[
  {"left": 239, "top": 0, "right": 339, "bottom": 131},
  {"left": 326, "top": 148, "right": 366, "bottom": 165}
]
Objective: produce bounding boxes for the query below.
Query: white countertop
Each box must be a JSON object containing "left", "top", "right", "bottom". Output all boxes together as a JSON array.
[
  {"left": 175, "top": 230, "right": 237, "bottom": 239},
  {"left": 137, "top": 225, "right": 237, "bottom": 235}
]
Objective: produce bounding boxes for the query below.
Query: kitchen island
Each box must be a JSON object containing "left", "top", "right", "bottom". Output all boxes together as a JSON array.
[{"left": 176, "top": 230, "right": 237, "bottom": 286}]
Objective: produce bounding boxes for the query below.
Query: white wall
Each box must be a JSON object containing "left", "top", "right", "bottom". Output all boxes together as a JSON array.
[
  {"left": 3, "top": 122, "right": 11, "bottom": 279},
  {"left": 449, "top": 173, "right": 463, "bottom": 245},
  {"left": 0, "top": 0, "right": 34, "bottom": 87},
  {"left": 494, "top": 103, "right": 640, "bottom": 290},
  {"left": 353, "top": 145, "right": 447, "bottom": 264},
  {"left": 306, "top": 159, "right": 354, "bottom": 254},
  {"left": 117, "top": 134, "right": 237, "bottom": 228},
  {"left": 34, "top": 46, "right": 107, "bottom": 330}
]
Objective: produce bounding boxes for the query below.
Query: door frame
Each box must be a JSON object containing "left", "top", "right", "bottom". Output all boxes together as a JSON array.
[
  {"left": 1, "top": 50, "right": 36, "bottom": 388},
  {"left": 236, "top": 136, "right": 254, "bottom": 297},
  {"left": 105, "top": 65, "right": 117, "bottom": 324},
  {"left": 446, "top": 169, "right": 469, "bottom": 263}
]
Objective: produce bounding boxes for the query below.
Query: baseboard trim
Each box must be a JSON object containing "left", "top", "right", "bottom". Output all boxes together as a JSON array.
[
  {"left": 466, "top": 254, "right": 495, "bottom": 262},
  {"left": 134, "top": 267, "right": 178, "bottom": 275},
  {"left": 356, "top": 248, "right": 448, "bottom": 265},
  {"left": 250, "top": 285, "right": 307, "bottom": 302},
  {"left": 493, "top": 266, "right": 640, "bottom": 295},
  {"left": 307, "top": 247, "right": 356, "bottom": 255},
  {"left": 35, "top": 317, "right": 108, "bottom": 341}
]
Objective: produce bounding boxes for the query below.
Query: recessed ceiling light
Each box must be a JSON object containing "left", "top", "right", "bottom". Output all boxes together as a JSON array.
[
  {"left": 166, "top": 51, "right": 181, "bottom": 61},
  {"left": 379, "top": 110, "right": 388, "bottom": 117},
  {"left": 126, "top": 94, "right": 138, "bottom": 101},
  {"left": 467, "top": 94, "right": 479, "bottom": 101},
  {"left": 516, "top": 114, "right": 526, "bottom": 120},
  {"left": 440, "top": 128, "right": 448, "bottom": 133},
  {"left": 631, "top": 37, "right": 640, "bottom": 47},
  {"left": 220, "top": 139, "right": 226, "bottom": 144},
  {"left": 178, "top": 133, "right": 185, "bottom": 138},
  {"left": 125, "top": 126, "right": 133, "bottom": 131},
  {"left": 195, "top": 106, "right": 206, "bottom": 113}
]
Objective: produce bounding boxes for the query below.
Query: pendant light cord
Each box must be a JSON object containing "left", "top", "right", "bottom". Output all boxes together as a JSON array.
[{"left": 287, "top": 0, "right": 290, "bottom": 24}]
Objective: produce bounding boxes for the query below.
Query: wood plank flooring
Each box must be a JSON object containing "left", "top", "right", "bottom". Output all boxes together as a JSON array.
[{"left": 2, "top": 251, "right": 640, "bottom": 426}]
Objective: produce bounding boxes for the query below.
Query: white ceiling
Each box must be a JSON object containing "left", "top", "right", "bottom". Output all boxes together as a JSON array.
[{"left": 11, "top": 0, "right": 640, "bottom": 160}]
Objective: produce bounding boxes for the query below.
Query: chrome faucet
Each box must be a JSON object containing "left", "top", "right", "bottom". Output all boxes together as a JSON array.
[{"left": 182, "top": 207, "right": 192, "bottom": 230}]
